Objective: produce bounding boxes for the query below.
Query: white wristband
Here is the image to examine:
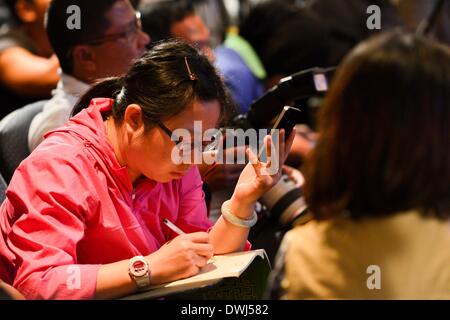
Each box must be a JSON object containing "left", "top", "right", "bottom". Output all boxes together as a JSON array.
[{"left": 221, "top": 200, "right": 258, "bottom": 228}]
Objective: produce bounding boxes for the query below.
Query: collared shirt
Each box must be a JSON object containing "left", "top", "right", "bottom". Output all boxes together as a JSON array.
[{"left": 28, "top": 71, "right": 90, "bottom": 151}]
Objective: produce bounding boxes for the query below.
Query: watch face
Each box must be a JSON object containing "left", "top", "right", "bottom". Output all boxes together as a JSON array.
[{"left": 131, "top": 259, "right": 148, "bottom": 277}]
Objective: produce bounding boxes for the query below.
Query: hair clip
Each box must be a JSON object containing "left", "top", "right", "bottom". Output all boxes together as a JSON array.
[{"left": 184, "top": 56, "right": 198, "bottom": 81}]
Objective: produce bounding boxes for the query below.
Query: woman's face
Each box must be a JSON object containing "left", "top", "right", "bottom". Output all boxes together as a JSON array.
[{"left": 121, "top": 99, "right": 221, "bottom": 183}]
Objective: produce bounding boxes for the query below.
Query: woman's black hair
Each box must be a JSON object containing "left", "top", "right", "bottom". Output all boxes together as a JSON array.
[{"left": 72, "top": 39, "right": 235, "bottom": 127}]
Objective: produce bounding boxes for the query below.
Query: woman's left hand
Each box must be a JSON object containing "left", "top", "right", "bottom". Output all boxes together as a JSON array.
[{"left": 229, "top": 128, "right": 296, "bottom": 218}]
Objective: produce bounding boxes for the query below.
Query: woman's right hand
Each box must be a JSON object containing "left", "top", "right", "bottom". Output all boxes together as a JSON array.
[{"left": 145, "top": 232, "right": 214, "bottom": 285}]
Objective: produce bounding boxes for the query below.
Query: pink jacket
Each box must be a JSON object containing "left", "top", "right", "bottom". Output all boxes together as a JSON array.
[{"left": 0, "top": 98, "right": 213, "bottom": 299}]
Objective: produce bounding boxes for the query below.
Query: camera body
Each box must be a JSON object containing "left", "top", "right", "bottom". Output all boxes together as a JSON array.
[{"left": 246, "top": 67, "right": 335, "bottom": 130}]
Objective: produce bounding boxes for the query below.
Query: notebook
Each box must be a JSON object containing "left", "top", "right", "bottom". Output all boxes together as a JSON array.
[{"left": 122, "top": 249, "right": 269, "bottom": 300}]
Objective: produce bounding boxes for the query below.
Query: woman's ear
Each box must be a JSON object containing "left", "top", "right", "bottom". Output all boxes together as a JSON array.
[{"left": 123, "top": 104, "right": 145, "bottom": 138}]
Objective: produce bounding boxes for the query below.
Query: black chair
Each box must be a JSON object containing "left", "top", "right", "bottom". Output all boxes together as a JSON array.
[{"left": 0, "top": 100, "right": 46, "bottom": 183}]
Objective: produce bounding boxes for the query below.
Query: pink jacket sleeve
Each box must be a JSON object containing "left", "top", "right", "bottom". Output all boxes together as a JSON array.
[{"left": 4, "top": 150, "right": 101, "bottom": 299}]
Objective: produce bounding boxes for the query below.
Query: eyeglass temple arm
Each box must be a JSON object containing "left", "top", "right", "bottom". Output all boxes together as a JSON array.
[{"left": 156, "top": 121, "right": 182, "bottom": 145}]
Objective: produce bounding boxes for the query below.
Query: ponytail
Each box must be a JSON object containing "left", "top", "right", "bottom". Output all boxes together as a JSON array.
[{"left": 71, "top": 77, "right": 123, "bottom": 116}]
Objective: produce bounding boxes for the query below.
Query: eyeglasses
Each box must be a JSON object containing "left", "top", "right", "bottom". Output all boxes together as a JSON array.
[
  {"left": 83, "top": 11, "right": 143, "bottom": 46},
  {"left": 156, "top": 121, "right": 219, "bottom": 154}
]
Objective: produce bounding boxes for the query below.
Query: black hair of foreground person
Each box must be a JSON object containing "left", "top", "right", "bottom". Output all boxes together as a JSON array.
[{"left": 304, "top": 31, "right": 450, "bottom": 220}]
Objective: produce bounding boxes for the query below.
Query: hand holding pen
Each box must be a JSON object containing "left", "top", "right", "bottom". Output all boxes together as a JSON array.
[{"left": 145, "top": 221, "right": 214, "bottom": 285}]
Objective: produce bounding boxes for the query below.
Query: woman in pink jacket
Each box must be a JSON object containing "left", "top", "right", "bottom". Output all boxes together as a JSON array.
[{"left": 0, "top": 40, "right": 294, "bottom": 299}]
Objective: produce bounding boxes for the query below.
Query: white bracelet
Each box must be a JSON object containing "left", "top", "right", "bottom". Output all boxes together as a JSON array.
[{"left": 221, "top": 200, "right": 258, "bottom": 228}]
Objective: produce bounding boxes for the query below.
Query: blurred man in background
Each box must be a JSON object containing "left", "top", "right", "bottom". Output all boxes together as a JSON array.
[
  {"left": 28, "top": 0, "right": 150, "bottom": 150},
  {"left": 140, "top": 0, "right": 215, "bottom": 62}
]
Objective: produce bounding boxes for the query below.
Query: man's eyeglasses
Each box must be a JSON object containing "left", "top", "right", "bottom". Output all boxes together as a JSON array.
[
  {"left": 157, "top": 121, "right": 219, "bottom": 154},
  {"left": 83, "top": 11, "right": 143, "bottom": 46}
]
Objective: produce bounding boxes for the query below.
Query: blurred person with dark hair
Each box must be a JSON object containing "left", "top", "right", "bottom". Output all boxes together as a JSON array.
[
  {"left": 240, "top": 0, "right": 331, "bottom": 89},
  {"left": 0, "top": 0, "right": 58, "bottom": 117},
  {"left": 269, "top": 32, "right": 450, "bottom": 299},
  {"left": 300, "top": 0, "right": 403, "bottom": 65},
  {"left": 27, "top": 0, "right": 150, "bottom": 151},
  {"left": 193, "top": 0, "right": 229, "bottom": 48},
  {"left": 140, "top": 0, "right": 214, "bottom": 62},
  {"left": 141, "top": 0, "right": 230, "bottom": 48}
]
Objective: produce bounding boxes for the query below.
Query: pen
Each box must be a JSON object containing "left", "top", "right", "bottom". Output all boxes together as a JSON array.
[{"left": 163, "top": 218, "right": 185, "bottom": 235}]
